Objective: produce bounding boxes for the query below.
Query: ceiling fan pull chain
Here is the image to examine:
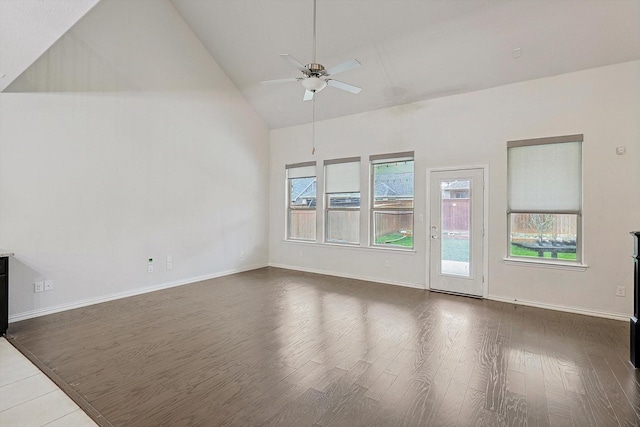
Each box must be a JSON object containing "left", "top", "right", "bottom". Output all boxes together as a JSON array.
[{"left": 312, "top": 98, "right": 316, "bottom": 155}]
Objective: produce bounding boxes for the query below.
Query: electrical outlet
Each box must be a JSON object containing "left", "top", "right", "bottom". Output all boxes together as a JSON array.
[
  {"left": 298, "top": 250, "right": 303, "bottom": 257},
  {"left": 44, "top": 280, "right": 54, "bottom": 291},
  {"left": 34, "top": 281, "right": 44, "bottom": 293},
  {"left": 616, "top": 286, "right": 626, "bottom": 297},
  {"left": 384, "top": 260, "right": 390, "bottom": 268},
  {"left": 148, "top": 265, "right": 154, "bottom": 273},
  {"left": 166, "top": 262, "right": 173, "bottom": 271},
  {"left": 167, "top": 255, "right": 172, "bottom": 263}
]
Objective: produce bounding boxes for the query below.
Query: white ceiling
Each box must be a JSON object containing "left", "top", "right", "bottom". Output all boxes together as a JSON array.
[
  {"left": 2, "top": 0, "right": 639, "bottom": 129},
  {"left": 170, "top": 0, "right": 640, "bottom": 129}
]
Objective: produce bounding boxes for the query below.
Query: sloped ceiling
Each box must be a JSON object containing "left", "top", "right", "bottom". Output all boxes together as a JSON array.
[
  {"left": 0, "top": 0, "right": 99, "bottom": 92},
  {"left": 3, "top": 0, "right": 640, "bottom": 129},
  {"left": 170, "top": 0, "right": 640, "bottom": 129}
]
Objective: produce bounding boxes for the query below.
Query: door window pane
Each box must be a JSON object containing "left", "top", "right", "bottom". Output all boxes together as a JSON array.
[{"left": 440, "top": 180, "right": 470, "bottom": 277}]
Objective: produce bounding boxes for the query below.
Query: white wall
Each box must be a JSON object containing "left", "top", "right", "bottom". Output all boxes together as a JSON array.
[
  {"left": 0, "top": 0, "right": 270, "bottom": 320},
  {"left": 269, "top": 60, "right": 640, "bottom": 319}
]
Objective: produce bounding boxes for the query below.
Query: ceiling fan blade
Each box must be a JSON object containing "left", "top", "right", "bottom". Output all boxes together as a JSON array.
[
  {"left": 303, "top": 89, "right": 315, "bottom": 101},
  {"left": 261, "top": 77, "right": 301, "bottom": 85},
  {"left": 280, "top": 54, "right": 309, "bottom": 74},
  {"left": 327, "top": 79, "right": 362, "bottom": 94},
  {"left": 325, "top": 59, "right": 361, "bottom": 76}
]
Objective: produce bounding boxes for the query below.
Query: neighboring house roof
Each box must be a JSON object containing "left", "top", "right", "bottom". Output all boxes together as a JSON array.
[
  {"left": 291, "top": 178, "right": 317, "bottom": 201},
  {"left": 374, "top": 172, "right": 414, "bottom": 198},
  {"left": 442, "top": 180, "right": 470, "bottom": 191},
  {"left": 290, "top": 171, "right": 415, "bottom": 201}
]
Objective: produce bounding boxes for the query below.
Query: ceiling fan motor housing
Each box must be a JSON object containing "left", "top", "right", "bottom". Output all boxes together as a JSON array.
[{"left": 306, "top": 63, "right": 326, "bottom": 76}]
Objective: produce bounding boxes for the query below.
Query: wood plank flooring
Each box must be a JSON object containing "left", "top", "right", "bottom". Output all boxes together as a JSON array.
[{"left": 6, "top": 267, "right": 638, "bottom": 426}]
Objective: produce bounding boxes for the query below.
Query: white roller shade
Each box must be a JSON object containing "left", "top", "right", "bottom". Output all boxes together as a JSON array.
[
  {"left": 287, "top": 164, "right": 315, "bottom": 179},
  {"left": 508, "top": 140, "right": 582, "bottom": 213},
  {"left": 325, "top": 161, "right": 360, "bottom": 193}
]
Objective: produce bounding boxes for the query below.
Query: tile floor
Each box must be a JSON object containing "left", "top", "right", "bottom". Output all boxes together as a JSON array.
[{"left": 0, "top": 338, "right": 97, "bottom": 427}]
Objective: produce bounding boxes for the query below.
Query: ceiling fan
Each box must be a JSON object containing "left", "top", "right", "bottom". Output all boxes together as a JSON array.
[{"left": 261, "top": 0, "right": 362, "bottom": 101}]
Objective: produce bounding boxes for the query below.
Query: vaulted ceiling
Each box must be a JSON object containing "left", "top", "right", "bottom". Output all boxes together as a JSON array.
[{"left": 2, "top": 0, "right": 639, "bottom": 129}]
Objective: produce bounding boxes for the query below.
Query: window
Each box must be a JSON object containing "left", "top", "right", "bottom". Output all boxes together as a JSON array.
[
  {"left": 507, "top": 135, "right": 582, "bottom": 262},
  {"left": 370, "top": 152, "right": 414, "bottom": 249},
  {"left": 324, "top": 158, "right": 360, "bottom": 244},
  {"left": 286, "top": 162, "right": 316, "bottom": 241}
]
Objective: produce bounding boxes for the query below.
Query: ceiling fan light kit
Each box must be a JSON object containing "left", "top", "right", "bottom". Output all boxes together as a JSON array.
[{"left": 301, "top": 76, "right": 327, "bottom": 92}]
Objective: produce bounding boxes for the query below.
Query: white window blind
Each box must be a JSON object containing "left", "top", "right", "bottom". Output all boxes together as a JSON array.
[
  {"left": 508, "top": 137, "right": 582, "bottom": 213},
  {"left": 286, "top": 162, "right": 316, "bottom": 179},
  {"left": 325, "top": 159, "right": 360, "bottom": 193}
]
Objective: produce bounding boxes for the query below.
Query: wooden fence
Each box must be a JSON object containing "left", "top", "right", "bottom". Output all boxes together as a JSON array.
[
  {"left": 442, "top": 199, "right": 469, "bottom": 233},
  {"left": 291, "top": 203, "right": 576, "bottom": 241},
  {"left": 374, "top": 212, "right": 413, "bottom": 237},
  {"left": 510, "top": 213, "right": 577, "bottom": 238},
  {"left": 290, "top": 210, "right": 412, "bottom": 241},
  {"left": 289, "top": 210, "right": 315, "bottom": 240}
]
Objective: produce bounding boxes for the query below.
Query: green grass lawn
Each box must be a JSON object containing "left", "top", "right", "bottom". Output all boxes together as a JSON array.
[
  {"left": 443, "top": 240, "right": 576, "bottom": 261},
  {"left": 375, "top": 234, "right": 576, "bottom": 261},
  {"left": 375, "top": 235, "right": 472, "bottom": 257},
  {"left": 510, "top": 244, "right": 576, "bottom": 260},
  {"left": 376, "top": 232, "right": 413, "bottom": 247}
]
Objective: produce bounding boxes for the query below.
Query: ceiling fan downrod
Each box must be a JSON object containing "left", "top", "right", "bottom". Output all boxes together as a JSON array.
[{"left": 312, "top": 0, "right": 317, "bottom": 63}]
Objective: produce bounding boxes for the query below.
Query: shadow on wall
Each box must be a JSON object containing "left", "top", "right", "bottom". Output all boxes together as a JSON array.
[
  {"left": 4, "top": 0, "right": 226, "bottom": 93},
  {"left": 7, "top": 257, "right": 45, "bottom": 318}
]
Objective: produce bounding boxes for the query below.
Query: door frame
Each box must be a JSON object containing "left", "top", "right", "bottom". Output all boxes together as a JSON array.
[{"left": 426, "top": 165, "right": 489, "bottom": 298}]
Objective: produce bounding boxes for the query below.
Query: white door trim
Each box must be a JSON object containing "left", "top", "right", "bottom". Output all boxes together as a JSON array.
[{"left": 426, "top": 165, "right": 489, "bottom": 298}]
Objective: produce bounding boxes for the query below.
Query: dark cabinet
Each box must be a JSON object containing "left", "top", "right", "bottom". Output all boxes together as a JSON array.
[
  {"left": 631, "top": 232, "right": 640, "bottom": 368},
  {"left": 0, "top": 256, "right": 7, "bottom": 336}
]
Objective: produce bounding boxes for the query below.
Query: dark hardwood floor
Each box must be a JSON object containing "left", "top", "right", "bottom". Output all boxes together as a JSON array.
[{"left": 7, "top": 267, "right": 638, "bottom": 426}]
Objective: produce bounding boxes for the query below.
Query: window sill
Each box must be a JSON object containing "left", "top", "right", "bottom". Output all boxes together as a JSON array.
[
  {"left": 369, "top": 245, "right": 416, "bottom": 254},
  {"left": 284, "top": 239, "right": 317, "bottom": 245},
  {"left": 503, "top": 257, "right": 588, "bottom": 271},
  {"left": 283, "top": 239, "right": 416, "bottom": 254}
]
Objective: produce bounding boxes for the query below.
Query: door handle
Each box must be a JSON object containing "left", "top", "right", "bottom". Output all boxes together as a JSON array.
[{"left": 431, "top": 235, "right": 439, "bottom": 239}]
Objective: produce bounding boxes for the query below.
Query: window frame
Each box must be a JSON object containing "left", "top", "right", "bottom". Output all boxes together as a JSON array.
[
  {"left": 506, "top": 134, "right": 584, "bottom": 266},
  {"left": 369, "top": 152, "right": 415, "bottom": 250},
  {"left": 286, "top": 161, "right": 317, "bottom": 242},
  {"left": 324, "top": 157, "right": 361, "bottom": 245}
]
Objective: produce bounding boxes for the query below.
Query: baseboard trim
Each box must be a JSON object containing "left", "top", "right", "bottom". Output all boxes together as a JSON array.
[
  {"left": 9, "top": 264, "right": 268, "bottom": 323},
  {"left": 269, "top": 264, "right": 629, "bottom": 321},
  {"left": 268, "top": 263, "right": 426, "bottom": 290},
  {"left": 487, "top": 295, "right": 630, "bottom": 322},
  {"left": 12, "top": 263, "right": 627, "bottom": 323}
]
